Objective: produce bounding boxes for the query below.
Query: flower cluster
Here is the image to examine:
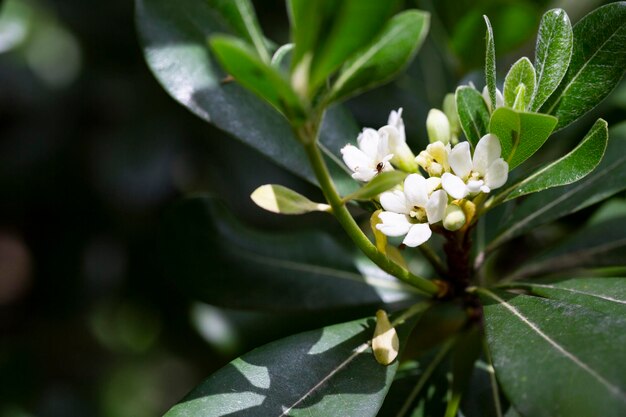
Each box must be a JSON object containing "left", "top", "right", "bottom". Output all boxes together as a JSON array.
[{"left": 341, "top": 103, "right": 509, "bottom": 248}]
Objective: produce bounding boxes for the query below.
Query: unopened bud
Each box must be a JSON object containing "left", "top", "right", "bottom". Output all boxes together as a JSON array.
[
  {"left": 291, "top": 53, "right": 312, "bottom": 99},
  {"left": 426, "top": 142, "right": 450, "bottom": 172},
  {"left": 426, "top": 109, "right": 451, "bottom": 144},
  {"left": 443, "top": 204, "right": 466, "bottom": 231}
]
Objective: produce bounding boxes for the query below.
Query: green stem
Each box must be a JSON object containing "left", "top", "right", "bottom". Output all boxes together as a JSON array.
[{"left": 299, "top": 126, "right": 440, "bottom": 297}]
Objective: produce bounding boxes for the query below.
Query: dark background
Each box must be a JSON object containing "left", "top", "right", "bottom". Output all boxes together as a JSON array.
[{"left": 0, "top": 0, "right": 623, "bottom": 416}]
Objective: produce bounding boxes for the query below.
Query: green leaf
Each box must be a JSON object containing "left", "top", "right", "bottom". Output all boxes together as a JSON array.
[
  {"left": 210, "top": 35, "right": 305, "bottom": 121},
  {"left": 344, "top": 171, "right": 407, "bottom": 202},
  {"left": 489, "top": 122, "right": 626, "bottom": 250},
  {"left": 505, "top": 215, "right": 626, "bottom": 282},
  {"left": 208, "top": 0, "right": 270, "bottom": 62},
  {"left": 456, "top": 86, "right": 491, "bottom": 146},
  {"left": 530, "top": 8, "right": 573, "bottom": 111},
  {"left": 329, "top": 10, "right": 429, "bottom": 103},
  {"left": 484, "top": 15, "right": 497, "bottom": 110},
  {"left": 488, "top": 107, "right": 558, "bottom": 170},
  {"left": 540, "top": 2, "right": 626, "bottom": 130},
  {"left": 164, "top": 313, "right": 421, "bottom": 417},
  {"left": 163, "top": 196, "right": 420, "bottom": 311},
  {"left": 136, "top": 0, "right": 358, "bottom": 195},
  {"left": 500, "top": 118, "right": 607, "bottom": 201},
  {"left": 289, "top": 0, "right": 399, "bottom": 92},
  {"left": 479, "top": 289, "right": 626, "bottom": 417},
  {"left": 503, "top": 57, "right": 536, "bottom": 110},
  {"left": 251, "top": 184, "right": 330, "bottom": 215},
  {"left": 500, "top": 277, "right": 626, "bottom": 316}
]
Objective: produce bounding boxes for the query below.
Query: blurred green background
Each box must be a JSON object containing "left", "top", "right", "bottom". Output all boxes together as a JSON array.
[{"left": 0, "top": 0, "right": 623, "bottom": 416}]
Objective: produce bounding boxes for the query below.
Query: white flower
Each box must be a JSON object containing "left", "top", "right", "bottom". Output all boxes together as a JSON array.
[
  {"left": 380, "top": 108, "right": 417, "bottom": 171},
  {"left": 426, "top": 109, "right": 451, "bottom": 144},
  {"left": 376, "top": 174, "right": 447, "bottom": 247},
  {"left": 482, "top": 86, "right": 504, "bottom": 112},
  {"left": 442, "top": 134, "right": 508, "bottom": 199},
  {"left": 341, "top": 128, "right": 394, "bottom": 182}
]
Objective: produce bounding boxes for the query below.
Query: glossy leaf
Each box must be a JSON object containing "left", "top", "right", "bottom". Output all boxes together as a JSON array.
[
  {"left": 329, "top": 10, "right": 429, "bottom": 103},
  {"left": 530, "top": 8, "right": 573, "bottom": 111},
  {"left": 506, "top": 215, "right": 626, "bottom": 282},
  {"left": 136, "top": 0, "right": 358, "bottom": 195},
  {"left": 484, "top": 15, "right": 497, "bottom": 110},
  {"left": 540, "top": 2, "right": 626, "bottom": 129},
  {"left": 209, "top": 0, "right": 270, "bottom": 62},
  {"left": 163, "top": 196, "right": 420, "bottom": 311},
  {"left": 456, "top": 86, "right": 490, "bottom": 146},
  {"left": 501, "top": 118, "right": 607, "bottom": 201},
  {"left": 164, "top": 314, "right": 420, "bottom": 417},
  {"left": 488, "top": 107, "right": 558, "bottom": 170},
  {"left": 251, "top": 184, "right": 330, "bottom": 215},
  {"left": 289, "top": 0, "right": 399, "bottom": 92},
  {"left": 480, "top": 289, "right": 626, "bottom": 417},
  {"left": 489, "top": 122, "right": 626, "bottom": 250},
  {"left": 501, "top": 277, "right": 626, "bottom": 316},
  {"left": 344, "top": 171, "right": 407, "bottom": 201},
  {"left": 210, "top": 36, "right": 305, "bottom": 121},
  {"left": 503, "top": 57, "right": 535, "bottom": 110}
]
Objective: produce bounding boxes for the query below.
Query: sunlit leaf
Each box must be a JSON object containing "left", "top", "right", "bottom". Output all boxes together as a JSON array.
[
  {"left": 530, "top": 8, "right": 573, "bottom": 111},
  {"left": 484, "top": 15, "right": 497, "bottom": 110},
  {"left": 164, "top": 313, "right": 421, "bottom": 417},
  {"left": 480, "top": 289, "right": 626, "bottom": 417},
  {"left": 540, "top": 2, "right": 626, "bottom": 129},
  {"left": 456, "top": 86, "right": 490, "bottom": 146},
  {"left": 500, "top": 118, "right": 607, "bottom": 200},
  {"left": 503, "top": 57, "right": 535, "bottom": 110},
  {"left": 488, "top": 107, "right": 557, "bottom": 170},
  {"left": 136, "top": 0, "right": 359, "bottom": 195},
  {"left": 489, "top": 122, "right": 626, "bottom": 250},
  {"left": 329, "top": 10, "right": 429, "bottom": 103},
  {"left": 210, "top": 35, "right": 305, "bottom": 121}
]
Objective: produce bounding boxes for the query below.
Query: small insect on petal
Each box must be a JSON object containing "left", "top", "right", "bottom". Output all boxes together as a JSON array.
[{"left": 372, "top": 310, "right": 399, "bottom": 366}]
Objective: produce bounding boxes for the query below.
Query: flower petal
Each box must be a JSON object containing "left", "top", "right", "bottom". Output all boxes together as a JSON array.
[
  {"left": 485, "top": 158, "right": 509, "bottom": 189},
  {"left": 473, "top": 134, "right": 501, "bottom": 175},
  {"left": 403, "top": 223, "right": 432, "bottom": 247},
  {"left": 467, "top": 179, "right": 484, "bottom": 194},
  {"left": 380, "top": 190, "right": 409, "bottom": 214},
  {"left": 352, "top": 169, "right": 377, "bottom": 182},
  {"left": 387, "top": 108, "right": 405, "bottom": 143},
  {"left": 357, "top": 128, "right": 381, "bottom": 158},
  {"left": 426, "top": 190, "right": 447, "bottom": 224},
  {"left": 442, "top": 173, "right": 469, "bottom": 199},
  {"left": 376, "top": 212, "right": 412, "bottom": 237},
  {"left": 403, "top": 174, "right": 428, "bottom": 207},
  {"left": 449, "top": 142, "right": 472, "bottom": 178},
  {"left": 341, "top": 144, "right": 372, "bottom": 173},
  {"left": 425, "top": 177, "right": 441, "bottom": 194}
]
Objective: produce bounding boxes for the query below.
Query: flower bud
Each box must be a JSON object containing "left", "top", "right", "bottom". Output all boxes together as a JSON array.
[
  {"left": 426, "top": 142, "right": 450, "bottom": 172},
  {"left": 426, "top": 109, "right": 451, "bottom": 144},
  {"left": 443, "top": 204, "right": 466, "bottom": 231}
]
